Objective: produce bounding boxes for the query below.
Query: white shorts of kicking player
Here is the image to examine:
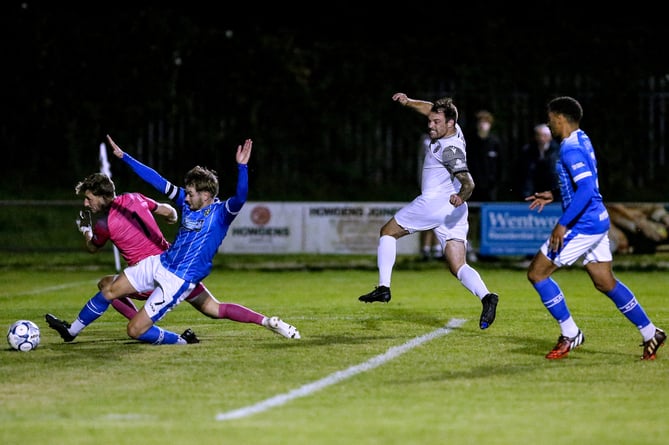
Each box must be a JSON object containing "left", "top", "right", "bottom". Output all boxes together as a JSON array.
[
  {"left": 394, "top": 194, "right": 469, "bottom": 249},
  {"left": 540, "top": 230, "right": 612, "bottom": 268},
  {"left": 123, "top": 254, "right": 197, "bottom": 323}
]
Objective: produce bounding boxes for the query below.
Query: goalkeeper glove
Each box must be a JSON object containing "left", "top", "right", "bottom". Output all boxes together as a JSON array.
[{"left": 76, "top": 210, "right": 93, "bottom": 239}]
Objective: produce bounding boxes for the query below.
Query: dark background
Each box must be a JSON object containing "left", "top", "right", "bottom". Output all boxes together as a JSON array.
[{"left": 2, "top": 2, "right": 668, "bottom": 202}]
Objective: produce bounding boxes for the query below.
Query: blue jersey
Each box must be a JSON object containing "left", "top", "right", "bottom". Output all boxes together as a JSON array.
[
  {"left": 120, "top": 153, "right": 248, "bottom": 283},
  {"left": 555, "top": 129, "right": 609, "bottom": 234}
]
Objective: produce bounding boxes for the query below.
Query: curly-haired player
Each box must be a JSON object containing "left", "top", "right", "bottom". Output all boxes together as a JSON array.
[{"left": 46, "top": 137, "right": 299, "bottom": 344}]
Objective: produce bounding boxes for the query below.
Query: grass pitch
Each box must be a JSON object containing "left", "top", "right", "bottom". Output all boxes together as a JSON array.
[{"left": 1, "top": 259, "right": 668, "bottom": 445}]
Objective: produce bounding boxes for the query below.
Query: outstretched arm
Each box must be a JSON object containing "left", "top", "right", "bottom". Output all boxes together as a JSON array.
[
  {"left": 392, "top": 92, "right": 433, "bottom": 116},
  {"left": 228, "top": 139, "right": 252, "bottom": 213},
  {"left": 106, "top": 134, "right": 182, "bottom": 202}
]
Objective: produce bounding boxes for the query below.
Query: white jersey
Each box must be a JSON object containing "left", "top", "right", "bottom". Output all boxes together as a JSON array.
[
  {"left": 395, "top": 123, "right": 470, "bottom": 242},
  {"left": 421, "top": 123, "right": 467, "bottom": 198}
]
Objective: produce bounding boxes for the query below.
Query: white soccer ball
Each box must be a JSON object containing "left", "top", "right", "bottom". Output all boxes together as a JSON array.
[{"left": 7, "top": 320, "right": 40, "bottom": 352}]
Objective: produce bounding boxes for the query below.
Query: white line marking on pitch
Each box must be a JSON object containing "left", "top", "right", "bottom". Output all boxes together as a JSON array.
[
  {"left": 0, "top": 281, "right": 96, "bottom": 298},
  {"left": 215, "top": 318, "right": 466, "bottom": 421}
]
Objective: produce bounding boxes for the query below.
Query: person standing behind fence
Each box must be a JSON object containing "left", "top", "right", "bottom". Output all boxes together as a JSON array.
[
  {"left": 517, "top": 123, "right": 560, "bottom": 201},
  {"left": 525, "top": 96, "right": 665, "bottom": 360},
  {"left": 358, "top": 93, "right": 499, "bottom": 331},
  {"left": 466, "top": 110, "right": 502, "bottom": 202}
]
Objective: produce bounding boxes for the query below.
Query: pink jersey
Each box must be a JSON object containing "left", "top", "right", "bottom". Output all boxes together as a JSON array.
[{"left": 91, "top": 193, "right": 170, "bottom": 265}]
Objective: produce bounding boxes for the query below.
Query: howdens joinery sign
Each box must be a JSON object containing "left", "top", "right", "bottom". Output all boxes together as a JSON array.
[{"left": 221, "top": 202, "right": 417, "bottom": 254}]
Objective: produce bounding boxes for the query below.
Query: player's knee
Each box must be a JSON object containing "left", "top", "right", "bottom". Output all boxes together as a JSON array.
[
  {"left": 593, "top": 278, "right": 616, "bottom": 294},
  {"left": 126, "top": 323, "right": 142, "bottom": 339},
  {"left": 527, "top": 266, "right": 551, "bottom": 284},
  {"left": 103, "top": 281, "right": 132, "bottom": 302},
  {"left": 97, "top": 275, "right": 114, "bottom": 291},
  {"left": 102, "top": 287, "right": 120, "bottom": 301}
]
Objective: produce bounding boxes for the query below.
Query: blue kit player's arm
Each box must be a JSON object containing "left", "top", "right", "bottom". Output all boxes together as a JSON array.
[
  {"left": 557, "top": 147, "right": 598, "bottom": 228},
  {"left": 227, "top": 164, "right": 248, "bottom": 214},
  {"left": 119, "top": 152, "right": 185, "bottom": 207},
  {"left": 224, "top": 138, "right": 252, "bottom": 220},
  {"left": 107, "top": 134, "right": 185, "bottom": 205}
]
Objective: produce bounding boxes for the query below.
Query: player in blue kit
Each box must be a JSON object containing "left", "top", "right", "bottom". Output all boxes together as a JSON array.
[
  {"left": 64, "top": 135, "right": 299, "bottom": 345},
  {"left": 44, "top": 165, "right": 300, "bottom": 344},
  {"left": 526, "top": 96, "right": 665, "bottom": 360}
]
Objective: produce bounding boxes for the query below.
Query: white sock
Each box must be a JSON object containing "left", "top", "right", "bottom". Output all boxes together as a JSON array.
[
  {"left": 559, "top": 317, "right": 580, "bottom": 338},
  {"left": 640, "top": 323, "right": 657, "bottom": 342},
  {"left": 69, "top": 319, "right": 86, "bottom": 336},
  {"left": 456, "top": 264, "right": 490, "bottom": 299},
  {"left": 377, "top": 235, "right": 396, "bottom": 287}
]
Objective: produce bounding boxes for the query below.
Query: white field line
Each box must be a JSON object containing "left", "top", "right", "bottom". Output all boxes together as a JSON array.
[
  {"left": 0, "top": 281, "right": 97, "bottom": 298},
  {"left": 215, "top": 317, "right": 467, "bottom": 421}
]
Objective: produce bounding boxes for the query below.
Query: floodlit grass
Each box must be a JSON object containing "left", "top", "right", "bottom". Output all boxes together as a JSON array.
[{"left": 1, "top": 259, "right": 668, "bottom": 445}]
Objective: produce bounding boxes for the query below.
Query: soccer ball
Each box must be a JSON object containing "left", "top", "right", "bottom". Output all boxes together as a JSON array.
[{"left": 7, "top": 320, "right": 40, "bottom": 352}]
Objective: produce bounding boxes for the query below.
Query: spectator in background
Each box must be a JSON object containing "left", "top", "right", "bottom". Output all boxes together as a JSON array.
[
  {"left": 517, "top": 123, "right": 560, "bottom": 201},
  {"left": 420, "top": 229, "right": 444, "bottom": 261},
  {"left": 467, "top": 110, "right": 502, "bottom": 201}
]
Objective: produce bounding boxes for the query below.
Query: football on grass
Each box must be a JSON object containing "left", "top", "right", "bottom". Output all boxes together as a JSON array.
[{"left": 7, "top": 320, "right": 40, "bottom": 352}]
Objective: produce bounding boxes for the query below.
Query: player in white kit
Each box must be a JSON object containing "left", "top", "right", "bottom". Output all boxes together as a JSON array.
[{"left": 358, "top": 93, "right": 499, "bottom": 330}]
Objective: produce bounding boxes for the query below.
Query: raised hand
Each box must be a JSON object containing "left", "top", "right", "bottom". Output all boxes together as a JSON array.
[
  {"left": 106, "top": 134, "right": 125, "bottom": 159},
  {"left": 236, "top": 139, "right": 252, "bottom": 165}
]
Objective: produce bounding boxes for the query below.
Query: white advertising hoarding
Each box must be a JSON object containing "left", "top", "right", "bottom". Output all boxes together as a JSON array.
[{"left": 220, "top": 202, "right": 419, "bottom": 254}]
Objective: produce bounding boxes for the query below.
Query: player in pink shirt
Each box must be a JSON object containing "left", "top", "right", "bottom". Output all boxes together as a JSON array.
[{"left": 45, "top": 172, "right": 300, "bottom": 344}]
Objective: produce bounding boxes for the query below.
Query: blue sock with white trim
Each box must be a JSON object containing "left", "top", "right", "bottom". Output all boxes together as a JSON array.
[
  {"left": 75, "top": 291, "right": 110, "bottom": 326},
  {"left": 137, "top": 326, "right": 185, "bottom": 345},
  {"left": 534, "top": 277, "right": 571, "bottom": 323},
  {"left": 605, "top": 280, "right": 651, "bottom": 330}
]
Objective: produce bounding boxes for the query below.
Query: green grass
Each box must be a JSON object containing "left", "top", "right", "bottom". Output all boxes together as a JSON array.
[{"left": 1, "top": 258, "right": 668, "bottom": 445}]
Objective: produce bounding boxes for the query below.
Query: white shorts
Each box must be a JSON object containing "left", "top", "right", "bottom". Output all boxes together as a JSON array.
[
  {"left": 394, "top": 194, "right": 469, "bottom": 247},
  {"left": 123, "top": 255, "right": 196, "bottom": 323},
  {"left": 540, "top": 230, "right": 612, "bottom": 267}
]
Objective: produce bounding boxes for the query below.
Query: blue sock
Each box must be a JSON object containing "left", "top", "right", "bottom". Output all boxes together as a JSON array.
[
  {"left": 606, "top": 281, "right": 651, "bottom": 329},
  {"left": 75, "top": 291, "right": 111, "bottom": 326},
  {"left": 534, "top": 277, "right": 571, "bottom": 323},
  {"left": 137, "top": 326, "right": 183, "bottom": 345}
]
